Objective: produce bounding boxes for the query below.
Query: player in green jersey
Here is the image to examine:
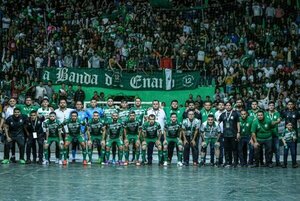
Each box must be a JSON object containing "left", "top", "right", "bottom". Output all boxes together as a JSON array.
[
  {"left": 141, "top": 114, "right": 163, "bottom": 165},
  {"left": 123, "top": 111, "right": 142, "bottom": 166},
  {"left": 87, "top": 111, "right": 106, "bottom": 164},
  {"left": 43, "top": 112, "right": 63, "bottom": 165},
  {"left": 62, "top": 111, "right": 87, "bottom": 165},
  {"left": 105, "top": 112, "right": 124, "bottom": 165},
  {"left": 163, "top": 113, "right": 184, "bottom": 167}
]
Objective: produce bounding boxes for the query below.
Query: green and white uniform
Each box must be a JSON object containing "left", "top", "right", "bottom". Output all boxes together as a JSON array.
[
  {"left": 164, "top": 121, "right": 183, "bottom": 162},
  {"left": 130, "top": 106, "right": 146, "bottom": 122},
  {"left": 103, "top": 106, "right": 119, "bottom": 122},
  {"left": 43, "top": 119, "right": 63, "bottom": 160},
  {"left": 63, "top": 119, "right": 86, "bottom": 161},
  {"left": 200, "top": 121, "right": 221, "bottom": 145},
  {"left": 105, "top": 120, "right": 124, "bottom": 161},
  {"left": 124, "top": 118, "right": 142, "bottom": 161},
  {"left": 118, "top": 109, "right": 130, "bottom": 123},
  {"left": 141, "top": 122, "right": 162, "bottom": 162},
  {"left": 88, "top": 119, "right": 105, "bottom": 162}
]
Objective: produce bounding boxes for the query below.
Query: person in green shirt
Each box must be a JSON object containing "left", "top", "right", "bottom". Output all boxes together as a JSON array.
[
  {"left": 18, "top": 96, "right": 39, "bottom": 117},
  {"left": 130, "top": 97, "right": 146, "bottom": 123},
  {"left": 87, "top": 111, "right": 106, "bottom": 164},
  {"left": 238, "top": 110, "right": 254, "bottom": 166},
  {"left": 163, "top": 113, "right": 184, "bottom": 167},
  {"left": 43, "top": 112, "right": 63, "bottom": 165},
  {"left": 123, "top": 111, "right": 142, "bottom": 166},
  {"left": 281, "top": 122, "right": 297, "bottom": 168},
  {"left": 248, "top": 100, "right": 260, "bottom": 120},
  {"left": 250, "top": 110, "right": 274, "bottom": 168},
  {"left": 105, "top": 112, "right": 124, "bottom": 165},
  {"left": 103, "top": 98, "right": 119, "bottom": 162},
  {"left": 164, "top": 100, "right": 185, "bottom": 164},
  {"left": 200, "top": 101, "right": 216, "bottom": 122},
  {"left": 141, "top": 114, "right": 163, "bottom": 165},
  {"left": 265, "top": 101, "right": 281, "bottom": 166},
  {"left": 62, "top": 111, "right": 87, "bottom": 165},
  {"left": 118, "top": 99, "right": 130, "bottom": 123}
]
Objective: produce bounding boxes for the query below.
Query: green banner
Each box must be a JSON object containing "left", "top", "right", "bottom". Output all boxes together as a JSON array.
[{"left": 42, "top": 68, "right": 200, "bottom": 91}]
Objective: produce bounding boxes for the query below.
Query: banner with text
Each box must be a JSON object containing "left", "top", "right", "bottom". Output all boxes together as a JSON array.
[{"left": 42, "top": 68, "right": 199, "bottom": 90}]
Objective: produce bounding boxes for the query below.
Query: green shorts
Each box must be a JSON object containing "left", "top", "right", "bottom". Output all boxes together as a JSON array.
[
  {"left": 144, "top": 138, "right": 158, "bottom": 145},
  {"left": 91, "top": 135, "right": 102, "bottom": 142},
  {"left": 47, "top": 137, "right": 60, "bottom": 145},
  {"left": 126, "top": 134, "right": 138, "bottom": 143},
  {"left": 204, "top": 138, "right": 218, "bottom": 145},
  {"left": 65, "top": 135, "right": 85, "bottom": 143},
  {"left": 166, "top": 137, "right": 182, "bottom": 146},
  {"left": 106, "top": 138, "right": 123, "bottom": 147}
]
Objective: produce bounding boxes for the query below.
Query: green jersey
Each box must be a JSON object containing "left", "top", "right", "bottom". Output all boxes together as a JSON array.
[
  {"left": 130, "top": 106, "right": 146, "bottom": 122},
  {"left": 142, "top": 122, "right": 161, "bottom": 139},
  {"left": 124, "top": 118, "right": 141, "bottom": 135},
  {"left": 18, "top": 104, "right": 39, "bottom": 117},
  {"left": 164, "top": 121, "right": 181, "bottom": 138},
  {"left": 239, "top": 116, "right": 253, "bottom": 137},
  {"left": 265, "top": 111, "right": 281, "bottom": 136},
  {"left": 164, "top": 107, "right": 185, "bottom": 123},
  {"left": 88, "top": 119, "right": 105, "bottom": 136},
  {"left": 118, "top": 109, "right": 130, "bottom": 122},
  {"left": 251, "top": 118, "right": 273, "bottom": 141},
  {"left": 248, "top": 109, "right": 259, "bottom": 120},
  {"left": 106, "top": 120, "right": 123, "bottom": 139},
  {"left": 200, "top": 108, "right": 216, "bottom": 122},
  {"left": 282, "top": 128, "right": 297, "bottom": 142},
  {"left": 43, "top": 119, "right": 62, "bottom": 137},
  {"left": 103, "top": 106, "right": 119, "bottom": 122},
  {"left": 64, "top": 119, "right": 84, "bottom": 136}
]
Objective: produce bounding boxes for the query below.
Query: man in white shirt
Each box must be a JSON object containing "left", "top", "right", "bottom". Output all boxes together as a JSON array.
[
  {"left": 147, "top": 100, "right": 166, "bottom": 163},
  {"left": 147, "top": 100, "right": 166, "bottom": 129},
  {"left": 51, "top": 99, "right": 73, "bottom": 163},
  {"left": 215, "top": 101, "right": 226, "bottom": 165}
]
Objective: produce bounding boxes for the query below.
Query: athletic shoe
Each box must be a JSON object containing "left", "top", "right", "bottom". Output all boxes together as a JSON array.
[
  {"left": 83, "top": 160, "right": 87, "bottom": 165},
  {"left": 19, "top": 160, "right": 26, "bottom": 164},
  {"left": 112, "top": 160, "right": 116, "bottom": 165},
  {"left": 292, "top": 164, "right": 298, "bottom": 168},
  {"left": 249, "top": 164, "right": 259, "bottom": 168},
  {"left": 177, "top": 162, "right": 183, "bottom": 167},
  {"left": 63, "top": 160, "right": 68, "bottom": 165},
  {"left": 282, "top": 164, "right": 287, "bottom": 168},
  {"left": 163, "top": 161, "right": 168, "bottom": 166},
  {"left": 97, "top": 158, "right": 102, "bottom": 164},
  {"left": 118, "top": 161, "right": 124, "bottom": 166},
  {"left": 193, "top": 162, "right": 198, "bottom": 166},
  {"left": 42, "top": 160, "right": 49, "bottom": 165},
  {"left": 199, "top": 161, "right": 205, "bottom": 167},
  {"left": 55, "top": 158, "right": 59, "bottom": 164},
  {"left": 124, "top": 161, "right": 129, "bottom": 166},
  {"left": 136, "top": 161, "right": 141, "bottom": 166},
  {"left": 25, "top": 159, "right": 31, "bottom": 164},
  {"left": 87, "top": 160, "right": 92, "bottom": 165},
  {"left": 1, "top": 159, "right": 10, "bottom": 164},
  {"left": 58, "top": 160, "right": 63, "bottom": 165},
  {"left": 267, "top": 164, "right": 273, "bottom": 168}
]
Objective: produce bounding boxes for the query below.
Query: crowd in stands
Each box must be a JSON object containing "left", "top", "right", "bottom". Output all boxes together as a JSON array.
[{"left": 0, "top": 0, "right": 299, "bottom": 108}]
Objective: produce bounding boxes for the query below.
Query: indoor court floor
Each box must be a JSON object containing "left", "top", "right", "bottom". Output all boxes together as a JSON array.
[{"left": 0, "top": 159, "right": 299, "bottom": 201}]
